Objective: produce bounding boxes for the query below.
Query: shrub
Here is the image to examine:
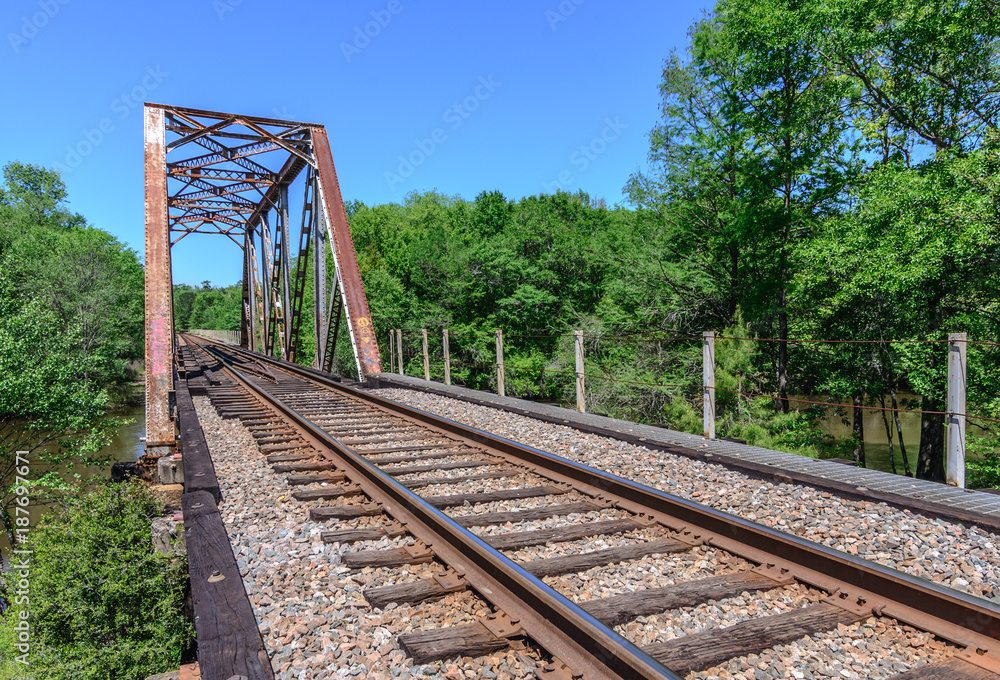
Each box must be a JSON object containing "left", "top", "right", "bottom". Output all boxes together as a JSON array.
[{"left": 0, "top": 481, "right": 192, "bottom": 680}]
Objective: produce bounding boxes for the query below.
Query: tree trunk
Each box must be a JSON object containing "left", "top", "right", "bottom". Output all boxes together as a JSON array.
[
  {"left": 777, "top": 296, "right": 789, "bottom": 413},
  {"left": 916, "top": 396, "right": 945, "bottom": 481},
  {"left": 852, "top": 393, "right": 866, "bottom": 467},
  {"left": 890, "top": 389, "right": 912, "bottom": 477},
  {"left": 879, "top": 395, "right": 897, "bottom": 475},
  {"left": 917, "top": 294, "right": 945, "bottom": 481}
]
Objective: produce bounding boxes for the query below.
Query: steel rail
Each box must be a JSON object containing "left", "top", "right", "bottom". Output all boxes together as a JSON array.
[
  {"left": 188, "top": 336, "right": 1000, "bottom": 674},
  {"left": 198, "top": 340, "right": 683, "bottom": 680}
]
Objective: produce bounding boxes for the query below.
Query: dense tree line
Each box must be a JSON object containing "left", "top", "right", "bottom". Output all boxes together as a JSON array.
[
  {"left": 173, "top": 281, "right": 242, "bottom": 332},
  {"left": 0, "top": 165, "right": 189, "bottom": 679},
  {"left": 0, "top": 162, "right": 145, "bottom": 545}
]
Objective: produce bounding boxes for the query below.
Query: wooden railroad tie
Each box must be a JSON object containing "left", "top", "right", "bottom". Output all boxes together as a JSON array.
[{"left": 405, "top": 470, "right": 522, "bottom": 490}]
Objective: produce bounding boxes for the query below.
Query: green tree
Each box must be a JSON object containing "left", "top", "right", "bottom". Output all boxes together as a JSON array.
[
  {"left": 0, "top": 163, "right": 143, "bottom": 544},
  {"left": 797, "top": 139, "right": 1000, "bottom": 479}
]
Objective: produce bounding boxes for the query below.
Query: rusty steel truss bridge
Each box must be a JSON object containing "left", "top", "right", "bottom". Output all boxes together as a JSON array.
[{"left": 143, "top": 103, "right": 382, "bottom": 461}]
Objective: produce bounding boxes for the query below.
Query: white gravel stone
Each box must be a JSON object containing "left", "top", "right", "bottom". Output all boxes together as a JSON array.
[
  {"left": 374, "top": 388, "right": 1000, "bottom": 603},
  {"left": 194, "top": 395, "right": 547, "bottom": 680}
]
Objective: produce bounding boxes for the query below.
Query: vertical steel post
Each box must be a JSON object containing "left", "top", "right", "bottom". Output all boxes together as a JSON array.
[
  {"left": 946, "top": 332, "right": 967, "bottom": 487},
  {"left": 703, "top": 330, "right": 716, "bottom": 439},
  {"left": 575, "top": 330, "right": 585, "bottom": 413},
  {"left": 496, "top": 329, "right": 506, "bottom": 397},
  {"left": 259, "top": 219, "right": 272, "bottom": 354},
  {"left": 240, "top": 241, "right": 252, "bottom": 349},
  {"left": 443, "top": 329, "right": 451, "bottom": 386},
  {"left": 422, "top": 328, "right": 430, "bottom": 381},
  {"left": 313, "top": 187, "right": 327, "bottom": 370},
  {"left": 396, "top": 329, "right": 403, "bottom": 375},
  {"left": 246, "top": 230, "right": 260, "bottom": 352},
  {"left": 143, "top": 105, "right": 175, "bottom": 459},
  {"left": 324, "top": 278, "right": 344, "bottom": 375},
  {"left": 278, "top": 185, "right": 293, "bottom": 359}
]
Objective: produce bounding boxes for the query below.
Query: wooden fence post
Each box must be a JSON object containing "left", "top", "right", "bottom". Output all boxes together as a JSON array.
[
  {"left": 388, "top": 330, "right": 395, "bottom": 373},
  {"left": 422, "top": 328, "right": 430, "bottom": 381},
  {"left": 496, "top": 329, "right": 505, "bottom": 397},
  {"left": 396, "top": 329, "right": 403, "bottom": 376},
  {"left": 575, "top": 330, "right": 585, "bottom": 413},
  {"left": 947, "top": 332, "right": 967, "bottom": 488},
  {"left": 703, "top": 330, "right": 716, "bottom": 440},
  {"left": 443, "top": 329, "right": 451, "bottom": 385}
]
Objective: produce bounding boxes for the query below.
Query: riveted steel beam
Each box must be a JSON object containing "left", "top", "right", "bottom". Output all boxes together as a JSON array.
[{"left": 143, "top": 105, "right": 175, "bottom": 459}]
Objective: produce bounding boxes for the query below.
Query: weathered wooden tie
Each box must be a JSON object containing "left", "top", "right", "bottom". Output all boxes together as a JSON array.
[
  {"left": 364, "top": 571, "right": 468, "bottom": 608},
  {"left": 404, "top": 470, "right": 521, "bottom": 490},
  {"left": 321, "top": 521, "right": 406, "bottom": 544},
  {"left": 424, "top": 485, "right": 567, "bottom": 509},
  {"left": 520, "top": 538, "right": 691, "bottom": 578},
  {"left": 581, "top": 569, "right": 794, "bottom": 627},
  {"left": 284, "top": 471, "right": 345, "bottom": 486},
  {"left": 272, "top": 460, "right": 336, "bottom": 473},
  {"left": 305, "top": 503, "right": 383, "bottom": 520},
  {"left": 362, "top": 442, "right": 466, "bottom": 457},
  {"left": 641, "top": 602, "right": 865, "bottom": 675},
  {"left": 343, "top": 542, "right": 435, "bottom": 569},
  {"left": 483, "top": 517, "right": 645, "bottom": 551},
  {"left": 383, "top": 459, "right": 497, "bottom": 477},
  {"left": 396, "top": 613, "right": 522, "bottom": 664},
  {"left": 450, "top": 501, "right": 602, "bottom": 528},
  {"left": 887, "top": 658, "right": 1000, "bottom": 679},
  {"left": 265, "top": 452, "right": 315, "bottom": 463},
  {"left": 297, "top": 484, "right": 362, "bottom": 503}
]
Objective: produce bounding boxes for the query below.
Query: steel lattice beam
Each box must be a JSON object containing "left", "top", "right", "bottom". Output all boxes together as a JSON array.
[{"left": 143, "top": 102, "right": 383, "bottom": 460}]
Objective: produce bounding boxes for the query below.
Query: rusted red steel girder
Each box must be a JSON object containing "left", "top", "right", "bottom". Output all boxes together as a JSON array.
[
  {"left": 143, "top": 105, "right": 175, "bottom": 459},
  {"left": 311, "top": 127, "right": 382, "bottom": 377}
]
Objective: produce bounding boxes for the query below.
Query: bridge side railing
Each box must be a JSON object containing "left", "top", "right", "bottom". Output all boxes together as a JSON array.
[{"left": 187, "top": 329, "right": 240, "bottom": 345}]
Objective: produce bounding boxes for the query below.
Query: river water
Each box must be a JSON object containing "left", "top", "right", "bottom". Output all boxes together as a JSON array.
[
  {"left": 793, "top": 392, "right": 992, "bottom": 473},
  {"left": 0, "top": 406, "right": 145, "bottom": 560}
]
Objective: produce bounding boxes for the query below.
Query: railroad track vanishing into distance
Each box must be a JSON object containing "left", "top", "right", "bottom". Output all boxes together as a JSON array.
[{"left": 178, "top": 333, "right": 1000, "bottom": 680}]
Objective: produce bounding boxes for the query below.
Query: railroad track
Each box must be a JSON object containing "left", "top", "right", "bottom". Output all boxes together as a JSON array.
[{"left": 178, "top": 333, "right": 1000, "bottom": 680}]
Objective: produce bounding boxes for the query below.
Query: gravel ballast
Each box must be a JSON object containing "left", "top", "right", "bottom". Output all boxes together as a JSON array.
[
  {"left": 191, "top": 386, "right": 996, "bottom": 679},
  {"left": 374, "top": 388, "right": 1000, "bottom": 603},
  {"left": 194, "top": 396, "right": 548, "bottom": 680}
]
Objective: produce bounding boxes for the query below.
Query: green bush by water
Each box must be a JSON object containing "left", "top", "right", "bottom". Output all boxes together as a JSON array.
[{"left": 0, "top": 481, "right": 192, "bottom": 680}]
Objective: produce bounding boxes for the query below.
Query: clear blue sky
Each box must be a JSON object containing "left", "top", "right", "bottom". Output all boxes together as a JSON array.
[{"left": 1, "top": 0, "right": 713, "bottom": 285}]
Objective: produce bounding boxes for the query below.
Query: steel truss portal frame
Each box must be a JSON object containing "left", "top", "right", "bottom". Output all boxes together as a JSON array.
[{"left": 143, "top": 103, "right": 381, "bottom": 458}]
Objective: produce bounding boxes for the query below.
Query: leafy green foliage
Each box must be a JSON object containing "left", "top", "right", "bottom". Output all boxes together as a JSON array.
[
  {"left": 173, "top": 281, "right": 242, "bottom": 332},
  {"left": 0, "top": 481, "right": 192, "bottom": 680},
  {"left": 0, "top": 162, "right": 144, "bottom": 544},
  {"left": 350, "top": 2, "right": 999, "bottom": 479}
]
